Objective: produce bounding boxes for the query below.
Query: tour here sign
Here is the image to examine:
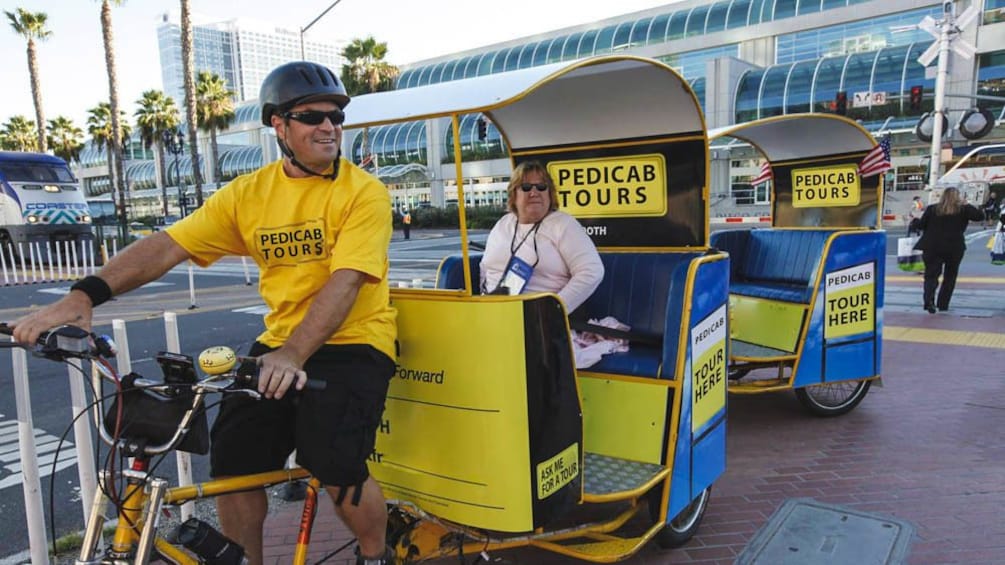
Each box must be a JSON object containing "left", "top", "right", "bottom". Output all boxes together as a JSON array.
[
  {"left": 790, "top": 164, "right": 861, "bottom": 208},
  {"left": 824, "top": 262, "right": 875, "bottom": 339}
]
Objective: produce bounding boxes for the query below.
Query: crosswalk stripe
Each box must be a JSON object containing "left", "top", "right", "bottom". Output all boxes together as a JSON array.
[{"left": 0, "top": 417, "right": 77, "bottom": 491}]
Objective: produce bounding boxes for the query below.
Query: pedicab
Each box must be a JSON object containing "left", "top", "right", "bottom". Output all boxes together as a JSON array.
[
  {"left": 708, "top": 115, "right": 886, "bottom": 416},
  {"left": 344, "top": 55, "right": 730, "bottom": 562}
]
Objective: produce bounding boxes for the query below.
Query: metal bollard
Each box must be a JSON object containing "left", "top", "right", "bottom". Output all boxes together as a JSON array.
[
  {"left": 45, "top": 242, "right": 55, "bottom": 282},
  {"left": 55, "top": 241, "right": 64, "bottom": 281},
  {"left": 163, "top": 312, "right": 195, "bottom": 520},
  {"left": 187, "top": 261, "right": 198, "bottom": 310},
  {"left": 11, "top": 343, "right": 51, "bottom": 565},
  {"left": 0, "top": 242, "right": 9, "bottom": 285},
  {"left": 240, "top": 256, "right": 253, "bottom": 285},
  {"left": 6, "top": 243, "right": 18, "bottom": 285},
  {"left": 70, "top": 240, "right": 80, "bottom": 279}
]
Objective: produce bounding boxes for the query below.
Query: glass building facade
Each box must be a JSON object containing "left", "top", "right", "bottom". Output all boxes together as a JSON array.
[
  {"left": 734, "top": 41, "right": 937, "bottom": 124},
  {"left": 396, "top": 0, "right": 890, "bottom": 90},
  {"left": 77, "top": 0, "right": 1005, "bottom": 217}
]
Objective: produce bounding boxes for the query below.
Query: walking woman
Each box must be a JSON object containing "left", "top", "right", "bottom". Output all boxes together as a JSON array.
[{"left": 914, "top": 186, "right": 984, "bottom": 313}]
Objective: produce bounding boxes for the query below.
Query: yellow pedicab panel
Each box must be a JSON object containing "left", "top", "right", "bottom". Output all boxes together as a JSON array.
[{"left": 372, "top": 294, "right": 582, "bottom": 532}]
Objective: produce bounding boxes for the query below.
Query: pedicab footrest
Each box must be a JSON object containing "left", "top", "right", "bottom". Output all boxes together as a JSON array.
[
  {"left": 732, "top": 340, "right": 795, "bottom": 360},
  {"left": 583, "top": 452, "right": 665, "bottom": 497}
]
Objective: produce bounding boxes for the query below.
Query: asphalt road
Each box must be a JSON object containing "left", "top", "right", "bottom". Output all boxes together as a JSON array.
[{"left": 0, "top": 226, "right": 1002, "bottom": 560}]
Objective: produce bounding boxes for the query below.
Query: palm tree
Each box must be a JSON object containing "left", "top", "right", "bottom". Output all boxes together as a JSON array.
[
  {"left": 0, "top": 115, "right": 38, "bottom": 151},
  {"left": 180, "top": 0, "right": 204, "bottom": 206},
  {"left": 340, "top": 36, "right": 399, "bottom": 96},
  {"left": 87, "top": 102, "right": 131, "bottom": 201},
  {"left": 135, "top": 90, "right": 180, "bottom": 215},
  {"left": 195, "top": 71, "right": 236, "bottom": 187},
  {"left": 5, "top": 8, "right": 52, "bottom": 153},
  {"left": 98, "top": 0, "right": 128, "bottom": 239},
  {"left": 47, "top": 116, "right": 85, "bottom": 164}
]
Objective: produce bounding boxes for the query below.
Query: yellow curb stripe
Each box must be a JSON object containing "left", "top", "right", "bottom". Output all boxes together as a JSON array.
[
  {"left": 885, "top": 325, "right": 1005, "bottom": 349},
  {"left": 887, "top": 276, "right": 1005, "bottom": 283}
]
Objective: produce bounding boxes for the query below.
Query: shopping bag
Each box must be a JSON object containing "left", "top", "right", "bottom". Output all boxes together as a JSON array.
[
  {"left": 991, "top": 231, "right": 1005, "bottom": 265},
  {"left": 897, "top": 236, "right": 924, "bottom": 272}
]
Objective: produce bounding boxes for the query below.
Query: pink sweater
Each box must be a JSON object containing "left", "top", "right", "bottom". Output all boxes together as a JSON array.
[{"left": 480, "top": 211, "right": 604, "bottom": 313}]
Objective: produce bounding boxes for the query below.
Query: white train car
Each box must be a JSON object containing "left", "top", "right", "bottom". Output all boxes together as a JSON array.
[{"left": 0, "top": 151, "right": 93, "bottom": 252}]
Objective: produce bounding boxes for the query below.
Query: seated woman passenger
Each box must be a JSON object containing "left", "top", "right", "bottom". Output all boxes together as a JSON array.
[{"left": 480, "top": 161, "right": 604, "bottom": 313}]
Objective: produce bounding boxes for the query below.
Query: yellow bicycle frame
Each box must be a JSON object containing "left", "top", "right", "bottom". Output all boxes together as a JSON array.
[{"left": 89, "top": 467, "right": 315, "bottom": 564}]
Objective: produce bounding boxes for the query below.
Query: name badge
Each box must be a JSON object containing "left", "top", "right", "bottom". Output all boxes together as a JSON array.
[{"left": 501, "top": 256, "right": 534, "bottom": 295}]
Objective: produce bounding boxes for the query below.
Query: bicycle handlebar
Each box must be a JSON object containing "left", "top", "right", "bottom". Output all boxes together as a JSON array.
[{"left": 1, "top": 323, "right": 326, "bottom": 456}]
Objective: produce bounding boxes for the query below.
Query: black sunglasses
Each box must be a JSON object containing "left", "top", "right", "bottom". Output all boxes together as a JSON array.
[
  {"left": 282, "top": 109, "right": 345, "bottom": 126},
  {"left": 520, "top": 183, "right": 548, "bottom": 192}
]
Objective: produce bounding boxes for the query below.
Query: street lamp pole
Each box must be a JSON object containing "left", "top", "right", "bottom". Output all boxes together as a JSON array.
[
  {"left": 300, "top": 0, "right": 344, "bottom": 59},
  {"left": 162, "top": 128, "right": 187, "bottom": 218}
]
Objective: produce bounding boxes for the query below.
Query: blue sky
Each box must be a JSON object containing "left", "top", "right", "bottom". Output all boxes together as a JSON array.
[{"left": 1, "top": 0, "right": 678, "bottom": 130}]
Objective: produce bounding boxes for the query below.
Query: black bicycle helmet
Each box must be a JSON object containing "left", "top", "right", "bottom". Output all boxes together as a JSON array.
[{"left": 259, "top": 61, "right": 350, "bottom": 126}]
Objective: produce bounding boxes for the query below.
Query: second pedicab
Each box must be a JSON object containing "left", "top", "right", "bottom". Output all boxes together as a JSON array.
[
  {"left": 344, "top": 55, "right": 729, "bottom": 562},
  {"left": 709, "top": 115, "right": 886, "bottom": 416}
]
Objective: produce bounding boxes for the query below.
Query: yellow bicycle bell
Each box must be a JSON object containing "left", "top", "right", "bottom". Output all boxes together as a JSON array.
[{"left": 198, "top": 346, "right": 237, "bottom": 375}]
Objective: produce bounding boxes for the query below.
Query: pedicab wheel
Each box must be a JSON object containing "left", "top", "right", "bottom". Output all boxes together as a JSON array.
[
  {"left": 648, "top": 486, "right": 711, "bottom": 549},
  {"left": 794, "top": 379, "right": 871, "bottom": 417}
]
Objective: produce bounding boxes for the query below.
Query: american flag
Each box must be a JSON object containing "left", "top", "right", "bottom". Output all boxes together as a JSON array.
[
  {"left": 858, "top": 135, "right": 892, "bottom": 178},
  {"left": 751, "top": 161, "right": 772, "bottom": 186}
]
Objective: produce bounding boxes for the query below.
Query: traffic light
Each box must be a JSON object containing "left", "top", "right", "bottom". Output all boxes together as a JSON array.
[
  {"left": 909, "top": 85, "right": 924, "bottom": 112},
  {"left": 834, "top": 91, "right": 847, "bottom": 116},
  {"left": 476, "top": 117, "right": 488, "bottom": 141}
]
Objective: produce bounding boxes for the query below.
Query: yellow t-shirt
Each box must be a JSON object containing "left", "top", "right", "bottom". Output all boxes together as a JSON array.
[{"left": 166, "top": 159, "right": 396, "bottom": 360}]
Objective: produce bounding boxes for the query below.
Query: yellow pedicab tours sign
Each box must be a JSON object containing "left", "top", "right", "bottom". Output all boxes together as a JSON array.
[
  {"left": 790, "top": 164, "right": 861, "bottom": 208},
  {"left": 548, "top": 154, "right": 668, "bottom": 218}
]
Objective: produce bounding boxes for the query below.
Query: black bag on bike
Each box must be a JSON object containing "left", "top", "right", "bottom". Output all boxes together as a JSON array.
[{"left": 102, "top": 353, "right": 210, "bottom": 455}]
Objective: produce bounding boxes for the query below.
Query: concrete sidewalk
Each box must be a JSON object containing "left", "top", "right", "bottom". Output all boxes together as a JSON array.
[{"left": 260, "top": 307, "right": 1005, "bottom": 565}]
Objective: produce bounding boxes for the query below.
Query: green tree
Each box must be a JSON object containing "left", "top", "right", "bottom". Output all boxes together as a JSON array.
[
  {"left": 5, "top": 8, "right": 51, "bottom": 153},
  {"left": 135, "top": 89, "right": 180, "bottom": 215},
  {"left": 180, "top": 0, "right": 204, "bottom": 206},
  {"left": 98, "top": 0, "right": 128, "bottom": 239},
  {"left": 0, "top": 115, "right": 38, "bottom": 151},
  {"left": 340, "top": 36, "right": 399, "bottom": 96},
  {"left": 195, "top": 71, "right": 236, "bottom": 186},
  {"left": 47, "top": 116, "right": 84, "bottom": 163},
  {"left": 87, "top": 102, "right": 131, "bottom": 201}
]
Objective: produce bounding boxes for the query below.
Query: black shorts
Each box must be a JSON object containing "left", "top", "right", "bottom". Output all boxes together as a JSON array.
[{"left": 209, "top": 342, "right": 394, "bottom": 488}]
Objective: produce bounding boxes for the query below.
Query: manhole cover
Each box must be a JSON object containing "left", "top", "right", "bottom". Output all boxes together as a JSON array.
[{"left": 736, "top": 498, "right": 914, "bottom": 565}]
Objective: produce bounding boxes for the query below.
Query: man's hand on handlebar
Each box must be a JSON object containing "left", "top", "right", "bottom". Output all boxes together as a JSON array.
[
  {"left": 11, "top": 291, "right": 94, "bottom": 346},
  {"left": 256, "top": 348, "right": 308, "bottom": 400}
]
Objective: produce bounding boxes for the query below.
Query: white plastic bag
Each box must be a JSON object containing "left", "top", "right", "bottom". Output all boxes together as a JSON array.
[{"left": 897, "top": 236, "right": 923, "bottom": 273}]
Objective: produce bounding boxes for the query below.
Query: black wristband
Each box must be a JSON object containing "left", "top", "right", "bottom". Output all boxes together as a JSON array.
[{"left": 70, "top": 275, "right": 113, "bottom": 307}]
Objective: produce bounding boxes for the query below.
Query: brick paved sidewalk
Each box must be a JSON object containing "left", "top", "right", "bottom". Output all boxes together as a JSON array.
[{"left": 262, "top": 309, "right": 1005, "bottom": 564}]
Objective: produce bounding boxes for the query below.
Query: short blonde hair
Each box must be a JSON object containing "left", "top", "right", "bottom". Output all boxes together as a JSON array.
[{"left": 506, "top": 161, "right": 559, "bottom": 215}]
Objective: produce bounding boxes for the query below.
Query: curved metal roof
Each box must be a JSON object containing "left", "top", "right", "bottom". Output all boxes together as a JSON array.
[
  {"left": 345, "top": 56, "right": 704, "bottom": 152},
  {"left": 708, "top": 113, "right": 877, "bottom": 162}
]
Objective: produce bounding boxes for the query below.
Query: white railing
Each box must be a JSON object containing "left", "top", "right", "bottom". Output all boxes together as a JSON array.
[
  {"left": 7, "top": 315, "right": 194, "bottom": 563},
  {"left": 0, "top": 239, "right": 118, "bottom": 286}
]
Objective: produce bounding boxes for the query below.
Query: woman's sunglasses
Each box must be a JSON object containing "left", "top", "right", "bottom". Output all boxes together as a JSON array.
[
  {"left": 282, "top": 109, "right": 346, "bottom": 126},
  {"left": 519, "top": 183, "right": 548, "bottom": 192}
]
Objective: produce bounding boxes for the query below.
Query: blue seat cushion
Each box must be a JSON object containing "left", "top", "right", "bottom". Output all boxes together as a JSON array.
[
  {"left": 742, "top": 230, "right": 829, "bottom": 285},
  {"left": 585, "top": 345, "right": 662, "bottom": 377},
  {"left": 711, "top": 229, "right": 831, "bottom": 304},
  {"left": 435, "top": 253, "right": 482, "bottom": 292}
]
